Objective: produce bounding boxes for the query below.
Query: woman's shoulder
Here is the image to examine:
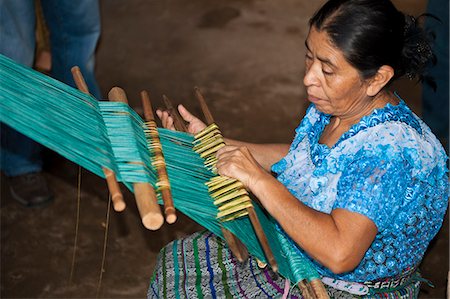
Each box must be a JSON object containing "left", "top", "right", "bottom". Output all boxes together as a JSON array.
[
  {"left": 342, "top": 100, "right": 448, "bottom": 178},
  {"left": 361, "top": 100, "right": 442, "bottom": 149}
]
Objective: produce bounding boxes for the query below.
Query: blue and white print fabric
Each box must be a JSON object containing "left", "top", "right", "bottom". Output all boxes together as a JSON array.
[{"left": 271, "top": 98, "right": 449, "bottom": 282}]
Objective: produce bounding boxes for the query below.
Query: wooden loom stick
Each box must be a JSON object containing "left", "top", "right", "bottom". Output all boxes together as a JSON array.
[
  {"left": 195, "top": 87, "right": 278, "bottom": 272},
  {"left": 108, "top": 87, "right": 164, "bottom": 230},
  {"left": 140, "top": 90, "right": 177, "bottom": 224},
  {"left": 247, "top": 207, "right": 278, "bottom": 272},
  {"left": 162, "top": 95, "right": 188, "bottom": 132},
  {"left": 298, "top": 279, "right": 318, "bottom": 299},
  {"left": 71, "top": 66, "right": 126, "bottom": 212},
  {"left": 194, "top": 87, "right": 214, "bottom": 124},
  {"left": 309, "top": 279, "right": 329, "bottom": 299},
  {"left": 220, "top": 226, "right": 249, "bottom": 263}
]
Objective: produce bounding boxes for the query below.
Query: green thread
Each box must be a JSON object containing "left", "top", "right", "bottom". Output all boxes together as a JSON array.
[
  {"left": 217, "top": 238, "right": 233, "bottom": 298},
  {"left": 193, "top": 233, "right": 205, "bottom": 299}
]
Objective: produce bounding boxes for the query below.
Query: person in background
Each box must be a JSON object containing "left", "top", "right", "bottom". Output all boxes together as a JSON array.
[
  {"left": 422, "top": 0, "right": 449, "bottom": 153},
  {"left": 0, "top": 0, "right": 101, "bottom": 207},
  {"left": 151, "top": 0, "right": 448, "bottom": 297}
]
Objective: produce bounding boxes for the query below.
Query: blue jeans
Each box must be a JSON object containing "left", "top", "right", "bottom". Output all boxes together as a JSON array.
[
  {"left": 422, "top": 0, "right": 449, "bottom": 146},
  {"left": 0, "top": 0, "right": 101, "bottom": 176}
]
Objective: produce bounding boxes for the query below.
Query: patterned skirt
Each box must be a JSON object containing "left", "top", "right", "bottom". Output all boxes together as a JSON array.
[{"left": 148, "top": 231, "right": 421, "bottom": 299}]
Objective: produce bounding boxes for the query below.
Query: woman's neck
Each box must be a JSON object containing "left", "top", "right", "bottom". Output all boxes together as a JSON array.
[
  {"left": 320, "top": 91, "right": 398, "bottom": 148},
  {"left": 335, "top": 91, "right": 397, "bottom": 128}
]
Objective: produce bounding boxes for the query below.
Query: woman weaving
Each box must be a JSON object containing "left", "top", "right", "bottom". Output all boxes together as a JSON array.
[{"left": 150, "top": 0, "right": 448, "bottom": 297}]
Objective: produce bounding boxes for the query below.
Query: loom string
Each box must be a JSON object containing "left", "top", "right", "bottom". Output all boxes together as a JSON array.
[
  {"left": 97, "top": 194, "right": 112, "bottom": 298},
  {"left": 69, "top": 166, "right": 83, "bottom": 288}
]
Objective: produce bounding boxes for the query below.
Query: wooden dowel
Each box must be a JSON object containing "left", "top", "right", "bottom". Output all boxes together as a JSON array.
[
  {"left": 247, "top": 206, "right": 278, "bottom": 273},
  {"left": 103, "top": 167, "right": 126, "bottom": 212},
  {"left": 141, "top": 90, "right": 177, "bottom": 224},
  {"left": 221, "top": 227, "right": 249, "bottom": 262},
  {"left": 310, "top": 279, "right": 329, "bottom": 299},
  {"left": 298, "top": 280, "right": 317, "bottom": 299},
  {"left": 191, "top": 90, "right": 252, "bottom": 263},
  {"left": 108, "top": 87, "right": 164, "bottom": 230},
  {"left": 194, "top": 87, "right": 215, "bottom": 125},
  {"left": 108, "top": 87, "right": 129, "bottom": 104},
  {"left": 140, "top": 90, "right": 156, "bottom": 121},
  {"left": 133, "top": 182, "right": 164, "bottom": 230},
  {"left": 306, "top": 280, "right": 319, "bottom": 299},
  {"left": 70, "top": 66, "right": 126, "bottom": 212},
  {"left": 162, "top": 95, "right": 188, "bottom": 132},
  {"left": 71, "top": 66, "right": 90, "bottom": 94}
]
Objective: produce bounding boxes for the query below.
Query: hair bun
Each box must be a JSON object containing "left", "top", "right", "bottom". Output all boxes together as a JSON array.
[{"left": 399, "top": 14, "right": 436, "bottom": 82}]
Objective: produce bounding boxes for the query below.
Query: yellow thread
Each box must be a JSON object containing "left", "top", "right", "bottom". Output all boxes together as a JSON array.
[
  {"left": 194, "top": 123, "right": 219, "bottom": 139},
  {"left": 217, "top": 202, "right": 253, "bottom": 218},
  {"left": 218, "top": 196, "right": 251, "bottom": 211},
  {"left": 194, "top": 124, "right": 253, "bottom": 222},
  {"left": 213, "top": 190, "right": 249, "bottom": 205},
  {"left": 210, "top": 181, "right": 244, "bottom": 198}
]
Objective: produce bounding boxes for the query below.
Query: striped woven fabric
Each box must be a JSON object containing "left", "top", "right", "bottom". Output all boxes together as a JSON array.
[
  {"left": 148, "top": 230, "right": 304, "bottom": 299},
  {"left": 148, "top": 231, "right": 422, "bottom": 299}
]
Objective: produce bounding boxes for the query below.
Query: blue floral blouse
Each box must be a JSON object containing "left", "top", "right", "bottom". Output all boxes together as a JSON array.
[{"left": 271, "top": 98, "right": 449, "bottom": 282}]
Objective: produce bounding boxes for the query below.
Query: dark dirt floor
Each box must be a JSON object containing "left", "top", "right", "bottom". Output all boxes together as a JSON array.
[{"left": 1, "top": 0, "right": 448, "bottom": 298}]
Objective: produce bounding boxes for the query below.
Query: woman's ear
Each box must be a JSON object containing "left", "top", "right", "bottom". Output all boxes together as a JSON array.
[{"left": 366, "top": 65, "right": 395, "bottom": 96}]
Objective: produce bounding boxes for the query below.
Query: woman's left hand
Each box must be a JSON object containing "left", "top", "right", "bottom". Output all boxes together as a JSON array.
[{"left": 216, "top": 145, "right": 269, "bottom": 191}]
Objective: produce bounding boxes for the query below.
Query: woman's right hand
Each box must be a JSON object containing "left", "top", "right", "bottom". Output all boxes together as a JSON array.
[{"left": 156, "top": 104, "right": 207, "bottom": 135}]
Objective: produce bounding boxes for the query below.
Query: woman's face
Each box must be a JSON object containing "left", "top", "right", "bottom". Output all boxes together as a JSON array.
[{"left": 303, "top": 27, "right": 371, "bottom": 117}]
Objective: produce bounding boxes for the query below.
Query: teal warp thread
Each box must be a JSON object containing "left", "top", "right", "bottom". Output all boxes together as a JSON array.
[
  {"left": 99, "top": 102, "right": 156, "bottom": 187},
  {"left": 0, "top": 53, "right": 321, "bottom": 284},
  {"left": 0, "top": 54, "right": 118, "bottom": 178},
  {"left": 276, "top": 225, "right": 321, "bottom": 282},
  {"left": 158, "top": 128, "right": 220, "bottom": 218}
]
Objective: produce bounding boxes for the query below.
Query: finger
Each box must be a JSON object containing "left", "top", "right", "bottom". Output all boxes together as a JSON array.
[
  {"left": 163, "top": 111, "right": 175, "bottom": 130},
  {"left": 160, "top": 111, "right": 169, "bottom": 127},
  {"left": 166, "top": 115, "right": 174, "bottom": 130},
  {"left": 216, "top": 146, "right": 243, "bottom": 161},
  {"left": 162, "top": 111, "right": 170, "bottom": 126},
  {"left": 216, "top": 154, "right": 233, "bottom": 167},
  {"left": 216, "top": 158, "right": 249, "bottom": 184},
  {"left": 216, "top": 166, "right": 231, "bottom": 178},
  {"left": 161, "top": 111, "right": 175, "bottom": 130},
  {"left": 178, "top": 105, "right": 198, "bottom": 123},
  {"left": 217, "top": 145, "right": 238, "bottom": 156},
  {"left": 157, "top": 109, "right": 169, "bottom": 125},
  {"left": 216, "top": 159, "right": 235, "bottom": 177}
]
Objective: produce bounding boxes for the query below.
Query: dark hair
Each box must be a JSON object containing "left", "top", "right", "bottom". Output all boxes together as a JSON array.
[{"left": 309, "top": 0, "right": 435, "bottom": 82}]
